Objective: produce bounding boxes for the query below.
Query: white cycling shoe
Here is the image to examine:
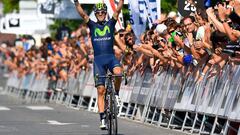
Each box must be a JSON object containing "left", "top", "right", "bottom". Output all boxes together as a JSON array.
[{"left": 99, "top": 119, "right": 107, "bottom": 130}]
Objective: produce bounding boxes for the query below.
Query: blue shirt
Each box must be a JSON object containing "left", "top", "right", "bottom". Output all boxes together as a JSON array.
[{"left": 87, "top": 18, "right": 117, "bottom": 56}]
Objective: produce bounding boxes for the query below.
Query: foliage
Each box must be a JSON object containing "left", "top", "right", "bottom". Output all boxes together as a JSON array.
[
  {"left": 161, "top": 0, "right": 177, "bottom": 13},
  {"left": 122, "top": 5, "right": 130, "bottom": 26},
  {"left": 49, "top": 19, "right": 83, "bottom": 39},
  {"left": 1, "top": 0, "right": 19, "bottom": 14}
]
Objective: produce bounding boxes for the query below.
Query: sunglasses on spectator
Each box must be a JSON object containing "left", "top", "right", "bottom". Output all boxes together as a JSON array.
[
  {"left": 168, "top": 30, "right": 175, "bottom": 34},
  {"left": 184, "top": 23, "right": 193, "bottom": 27},
  {"left": 119, "top": 33, "right": 125, "bottom": 37},
  {"left": 195, "top": 39, "right": 202, "bottom": 41},
  {"left": 96, "top": 10, "right": 107, "bottom": 15}
]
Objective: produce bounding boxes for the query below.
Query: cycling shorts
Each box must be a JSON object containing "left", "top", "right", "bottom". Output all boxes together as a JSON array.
[{"left": 93, "top": 54, "right": 121, "bottom": 87}]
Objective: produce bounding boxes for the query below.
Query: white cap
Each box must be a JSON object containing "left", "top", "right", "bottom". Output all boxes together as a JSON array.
[
  {"left": 168, "top": 11, "right": 177, "bottom": 18},
  {"left": 41, "top": 58, "right": 45, "bottom": 62},
  {"left": 156, "top": 24, "right": 167, "bottom": 34},
  {"left": 1, "top": 43, "right": 7, "bottom": 48}
]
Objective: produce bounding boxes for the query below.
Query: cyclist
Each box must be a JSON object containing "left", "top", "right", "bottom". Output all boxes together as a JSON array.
[{"left": 74, "top": 0, "right": 124, "bottom": 130}]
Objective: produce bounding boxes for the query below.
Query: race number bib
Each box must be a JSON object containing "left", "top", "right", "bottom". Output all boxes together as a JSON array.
[{"left": 178, "top": 0, "right": 204, "bottom": 17}]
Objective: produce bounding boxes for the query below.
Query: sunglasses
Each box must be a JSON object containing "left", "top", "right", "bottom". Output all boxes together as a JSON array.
[
  {"left": 184, "top": 22, "right": 193, "bottom": 27},
  {"left": 96, "top": 10, "right": 107, "bottom": 15},
  {"left": 119, "top": 33, "right": 124, "bottom": 37},
  {"left": 168, "top": 30, "right": 175, "bottom": 34}
]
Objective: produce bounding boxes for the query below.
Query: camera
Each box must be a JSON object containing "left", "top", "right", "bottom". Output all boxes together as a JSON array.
[
  {"left": 152, "top": 42, "right": 160, "bottom": 50},
  {"left": 222, "top": 49, "right": 236, "bottom": 57},
  {"left": 222, "top": 44, "right": 240, "bottom": 57},
  {"left": 229, "top": 12, "right": 240, "bottom": 26}
]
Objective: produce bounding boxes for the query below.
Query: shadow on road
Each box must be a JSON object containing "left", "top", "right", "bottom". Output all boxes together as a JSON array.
[{"left": 102, "top": 134, "right": 124, "bottom": 135}]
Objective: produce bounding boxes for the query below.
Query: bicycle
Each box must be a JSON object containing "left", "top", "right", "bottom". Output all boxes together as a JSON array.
[{"left": 96, "top": 72, "right": 127, "bottom": 135}]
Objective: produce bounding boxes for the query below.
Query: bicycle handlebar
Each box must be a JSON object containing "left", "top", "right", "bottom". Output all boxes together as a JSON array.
[{"left": 95, "top": 72, "right": 128, "bottom": 85}]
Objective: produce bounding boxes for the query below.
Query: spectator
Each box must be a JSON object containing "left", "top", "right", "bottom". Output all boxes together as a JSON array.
[{"left": 56, "top": 23, "right": 71, "bottom": 41}]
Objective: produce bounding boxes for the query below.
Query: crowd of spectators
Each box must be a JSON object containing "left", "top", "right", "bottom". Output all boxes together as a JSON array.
[{"left": 0, "top": 0, "right": 240, "bottom": 92}]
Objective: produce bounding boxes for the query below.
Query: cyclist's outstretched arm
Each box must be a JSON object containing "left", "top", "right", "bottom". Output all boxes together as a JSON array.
[
  {"left": 113, "top": 0, "right": 124, "bottom": 20},
  {"left": 74, "top": 0, "right": 89, "bottom": 23}
]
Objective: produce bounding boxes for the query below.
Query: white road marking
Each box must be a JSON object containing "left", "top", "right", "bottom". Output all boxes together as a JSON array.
[
  {"left": 0, "top": 87, "right": 4, "bottom": 94},
  {"left": 0, "top": 106, "right": 10, "bottom": 111},
  {"left": 26, "top": 106, "right": 54, "bottom": 110},
  {"left": 0, "top": 125, "right": 18, "bottom": 132},
  {"left": 46, "top": 120, "right": 76, "bottom": 125},
  {"left": 81, "top": 125, "right": 90, "bottom": 128}
]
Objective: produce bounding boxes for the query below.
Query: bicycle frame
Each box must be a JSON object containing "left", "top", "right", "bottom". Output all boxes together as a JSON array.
[
  {"left": 96, "top": 73, "right": 126, "bottom": 135},
  {"left": 105, "top": 74, "right": 118, "bottom": 135}
]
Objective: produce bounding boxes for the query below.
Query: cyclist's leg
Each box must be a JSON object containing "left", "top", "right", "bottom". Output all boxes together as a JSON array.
[
  {"left": 97, "top": 85, "right": 107, "bottom": 129},
  {"left": 113, "top": 66, "right": 122, "bottom": 94},
  {"left": 97, "top": 85, "right": 106, "bottom": 114},
  {"left": 109, "top": 56, "right": 122, "bottom": 109},
  {"left": 94, "top": 59, "right": 107, "bottom": 129},
  {"left": 109, "top": 56, "right": 122, "bottom": 95}
]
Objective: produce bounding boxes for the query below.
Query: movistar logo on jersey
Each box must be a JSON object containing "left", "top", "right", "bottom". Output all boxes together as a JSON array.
[{"left": 94, "top": 26, "right": 110, "bottom": 37}]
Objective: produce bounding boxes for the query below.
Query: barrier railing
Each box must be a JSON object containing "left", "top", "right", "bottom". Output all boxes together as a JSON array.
[{"left": 4, "top": 64, "right": 240, "bottom": 135}]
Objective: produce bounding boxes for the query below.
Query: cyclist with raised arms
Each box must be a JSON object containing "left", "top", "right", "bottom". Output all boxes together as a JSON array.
[{"left": 74, "top": 0, "right": 124, "bottom": 130}]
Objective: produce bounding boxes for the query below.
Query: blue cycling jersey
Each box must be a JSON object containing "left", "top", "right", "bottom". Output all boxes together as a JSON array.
[{"left": 87, "top": 18, "right": 117, "bottom": 56}]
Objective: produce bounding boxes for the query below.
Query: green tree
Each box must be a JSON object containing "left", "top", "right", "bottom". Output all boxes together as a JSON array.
[
  {"left": 161, "top": 0, "right": 177, "bottom": 13},
  {"left": 1, "top": 0, "right": 19, "bottom": 14},
  {"left": 49, "top": 19, "right": 83, "bottom": 39}
]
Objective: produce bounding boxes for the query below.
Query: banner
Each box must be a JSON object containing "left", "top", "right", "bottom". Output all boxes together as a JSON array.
[
  {"left": 128, "top": 0, "right": 147, "bottom": 44},
  {"left": 104, "top": 0, "right": 124, "bottom": 30},
  {"left": 144, "top": 0, "right": 161, "bottom": 28},
  {"left": 1, "top": 14, "right": 47, "bottom": 35},
  {"left": 178, "top": 0, "right": 205, "bottom": 17},
  {"left": 128, "top": 0, "right": 160, "bottom": 43},
  {"left": 55, "top": 0, "right": 81, "bottom": 19},
  {"left": 8, "top": 18, "right": 20, "bottom": 28},
  {"left": 38, "top": 0, "right": 56, "bottom": 16},
  {"left": 40, "top": 2, "right": 55, "bottom": 14}
]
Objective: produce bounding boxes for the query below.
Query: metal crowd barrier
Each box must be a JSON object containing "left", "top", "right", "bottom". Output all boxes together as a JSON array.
[
  {"left": 4, "top": 64, "right": 240, "bottom": 135},
  {"left": 5, "top": 71, "right": 49, "bottom": 103}
]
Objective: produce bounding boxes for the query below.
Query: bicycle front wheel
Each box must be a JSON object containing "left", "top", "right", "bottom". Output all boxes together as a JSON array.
[
  {"left": 107, "top": 93, "right": 118, "bottom": 135},
  {"left": 111, "top": 94, "right": 118, "bottom": 135},
  {"left": 112, "top": 98, "right": 118, "bottom": 135}
]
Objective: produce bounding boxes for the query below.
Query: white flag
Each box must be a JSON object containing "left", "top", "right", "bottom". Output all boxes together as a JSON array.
[
  {"left": 128, "top": 0, "right": 147, "bottom": 43},
  {"left": 145, "top": 0, "right": 161, "bottom": 28},
  {"left": 104, "top": 0, "right": 124, "bottom": 30}
]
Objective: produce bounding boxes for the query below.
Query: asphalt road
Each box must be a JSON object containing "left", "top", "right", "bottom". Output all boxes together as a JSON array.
[{"left": 0, "top": 72, "right": 187, "bottom": 135}]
